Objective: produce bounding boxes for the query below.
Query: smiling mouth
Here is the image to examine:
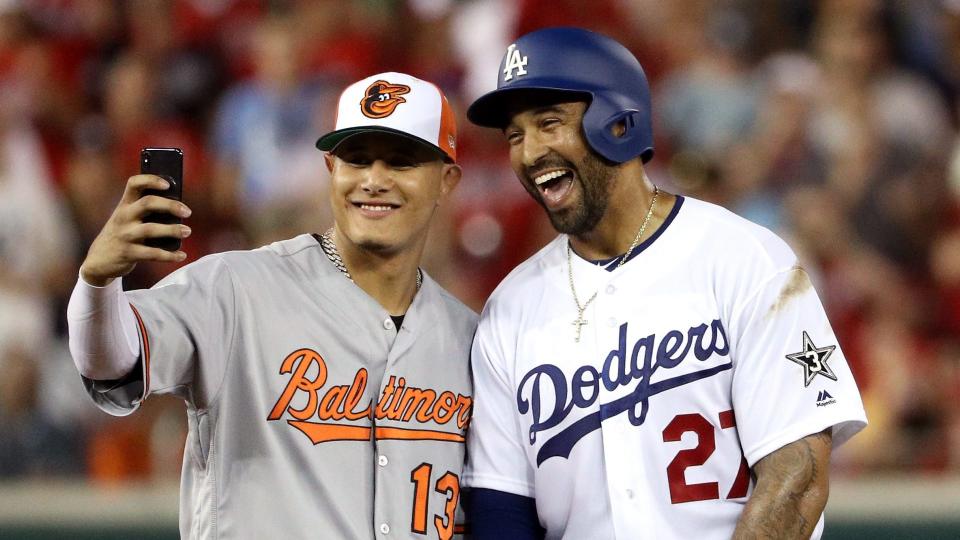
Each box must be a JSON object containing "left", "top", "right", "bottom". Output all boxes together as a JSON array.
[
  {"left": 532, "top": 169, "right": 575, "bottom": 206},
  {"left": 353, "top": 202, "right": 400, "bottom": 213}
]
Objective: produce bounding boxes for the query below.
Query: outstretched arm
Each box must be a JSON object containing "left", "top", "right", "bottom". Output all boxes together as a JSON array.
[
  {"left": 733, "top": 429, "right": 833, "bottom": 539},
  {"left": 68, "top": 174, "right": 192, "bottom": 379}
]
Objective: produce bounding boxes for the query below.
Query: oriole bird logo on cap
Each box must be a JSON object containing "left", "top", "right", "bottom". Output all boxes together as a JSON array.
[{"left": 361, "top": 80, "right": 411, "bottom": 119}]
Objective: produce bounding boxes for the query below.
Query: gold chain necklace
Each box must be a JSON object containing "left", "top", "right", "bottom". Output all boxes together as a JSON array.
[
  {"left": 567, "top": 186, "right": 659, "bottom": 342},
  {"left": 320, "top": 228, "right": 422, "bottom": 289}
]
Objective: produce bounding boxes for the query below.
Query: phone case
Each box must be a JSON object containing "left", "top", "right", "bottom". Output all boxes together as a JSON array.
[{"left": 140, "top": 148, "right": 184, "bottom": 252}]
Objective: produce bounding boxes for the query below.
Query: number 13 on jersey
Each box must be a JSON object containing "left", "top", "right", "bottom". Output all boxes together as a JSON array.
[{"left": 410, "top": 463, "right": 463, "bottom": 538}]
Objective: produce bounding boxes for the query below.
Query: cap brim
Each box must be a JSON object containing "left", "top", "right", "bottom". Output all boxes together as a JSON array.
[
  {"left": 467, "top": 84, "right": 593, "bottom": 129},
  {"left": 316, "top": 126, "right": 451, "bottom": 162}
]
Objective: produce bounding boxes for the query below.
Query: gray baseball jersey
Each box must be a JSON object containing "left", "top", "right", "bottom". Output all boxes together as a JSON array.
[{"left": 82, "top": 233, "right": 477, "bottom": 539}]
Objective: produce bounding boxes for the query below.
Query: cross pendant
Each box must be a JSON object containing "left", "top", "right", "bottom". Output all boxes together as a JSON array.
[{"left": 572, "top": 312, "right": 588, "bottom": 342}]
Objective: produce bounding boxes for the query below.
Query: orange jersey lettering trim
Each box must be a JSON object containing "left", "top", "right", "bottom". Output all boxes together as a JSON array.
[{"left": 268, "top": 348, "right": 472, "bottom": 444}]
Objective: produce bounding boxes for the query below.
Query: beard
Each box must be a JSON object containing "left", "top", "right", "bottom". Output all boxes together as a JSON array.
[{"left": 524, "top": 150, "right": 616, "bottom": 236}]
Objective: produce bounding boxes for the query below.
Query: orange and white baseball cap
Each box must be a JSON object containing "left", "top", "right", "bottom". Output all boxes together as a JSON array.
[{"left": 316, "top": 72, "right": 457, "bottom": 162}]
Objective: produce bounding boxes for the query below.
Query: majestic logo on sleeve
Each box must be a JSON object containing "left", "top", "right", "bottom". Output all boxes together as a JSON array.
[
  {"left": 361, "top": 80, "right": 411, "bottom": 119},
  {"left": 816, "top": 389, "right": 836, "bottom": 407},
  {"left": 518, "top": 320, "right": 732, "bottom": 465},
  {"left": 502, "top": 43, "right": 528, "bottom": 81},
  {"left": 268, "top": 348, "right": 472, "bottom": 444},
  {"left": 785, "top": 331, "right": 838, "bottom": 387}
]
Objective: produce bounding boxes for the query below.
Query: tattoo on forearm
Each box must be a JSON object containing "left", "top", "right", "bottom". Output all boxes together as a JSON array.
[{"left": 733, "top": 430, "right": 832, "bottom": 539}]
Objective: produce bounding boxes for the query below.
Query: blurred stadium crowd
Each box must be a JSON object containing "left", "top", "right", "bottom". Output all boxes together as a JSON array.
[{"left": 0, "top": 0, "right": 958, "bottom": 484}]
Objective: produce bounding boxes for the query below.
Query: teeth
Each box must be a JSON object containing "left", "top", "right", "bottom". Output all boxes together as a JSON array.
[
  {"left": 360, "top": 204, "right": 395, "bottom": 211},
  {"left": 534, "top": 170, "right": 567, "bottom": 186}
]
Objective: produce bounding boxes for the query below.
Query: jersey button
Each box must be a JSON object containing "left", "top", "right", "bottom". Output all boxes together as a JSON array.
[
  {"left": 378, "top": 455, "right": 388, "bottom": 467},
  {"left": 607, "top": 317, "right": 617, "bottom": 327},
  {"left": 383, "top": 318, "right": 394, "bottom": 330},
  {"left": 606, "top": 284, "right": 616, "bottom": 294},
  {"left": 380, "top": 523, "right": 390, "bottom": 534},
  {"left": 626, "top": 488, "right": 635, "bottom": 499}
]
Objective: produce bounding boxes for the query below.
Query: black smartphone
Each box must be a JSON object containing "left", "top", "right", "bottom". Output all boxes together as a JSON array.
[{"left": 140, "top": 147, "right": 184, "bottom": 252}]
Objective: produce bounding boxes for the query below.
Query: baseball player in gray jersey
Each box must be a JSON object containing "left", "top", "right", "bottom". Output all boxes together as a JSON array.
[{"left": 67, "top": 72, "right": 475, "bottom": 539}]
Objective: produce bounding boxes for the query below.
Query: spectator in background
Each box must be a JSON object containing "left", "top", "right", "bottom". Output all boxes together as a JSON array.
[
  {"left": 657, "top": 2, "right": 759, "bottom": 164},
  {"left": 0, "top": 76, "right": 75, "bottom": 352},
  {"left": 0, "top": 74, "right": 82, "bottom": 477},
  {"left": 122, "top": 0, "right": 224, "bottom": 123},
  {"left": 720, "top": 53, "right": 825, "bottom": 232},
  {"left": 209, "top": 14, "right": 339, "bottom": 246},
  {"left": 0, "top": 345, "right": 85, "bottom": 477},
  {"left": 296, "top": 0, "right": 386, "bottom": 81}
]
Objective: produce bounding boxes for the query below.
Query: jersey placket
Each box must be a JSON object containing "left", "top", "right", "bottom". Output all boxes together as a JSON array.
[
  {"left": 588, "top": 273, "right": 648, "bottom": 539},
  {"left": 569, "top": 257, "right": 648, "bottom": 539},
  {"left": 371, "top": 309, "right": 409, "bottom": 537}
]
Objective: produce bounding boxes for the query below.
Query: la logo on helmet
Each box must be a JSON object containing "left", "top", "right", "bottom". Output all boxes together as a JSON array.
[{"left": 502, "top": 43, "right": 528, "bottom": 81}]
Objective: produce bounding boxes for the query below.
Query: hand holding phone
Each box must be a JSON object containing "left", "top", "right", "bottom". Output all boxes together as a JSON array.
[
  {"left": 78, "top": 148, "right": 190, "bottom": 286},
  {"left": 140, "top": 148, "right": 184, "bottom": 252}
]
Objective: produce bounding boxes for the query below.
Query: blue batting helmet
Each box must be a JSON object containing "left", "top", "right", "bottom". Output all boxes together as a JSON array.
[{"left": 467, "top": 27, "right": 654, "bottom": 164}]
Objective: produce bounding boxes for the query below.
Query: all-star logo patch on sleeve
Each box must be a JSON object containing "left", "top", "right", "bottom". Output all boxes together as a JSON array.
[{"left": 785, "top": 331, "right": 838, "bottom": 387}]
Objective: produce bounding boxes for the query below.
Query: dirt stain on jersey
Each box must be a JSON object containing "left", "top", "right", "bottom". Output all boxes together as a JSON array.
[{"left": 768, "top": 265, "right": 812, "bottom": 317}]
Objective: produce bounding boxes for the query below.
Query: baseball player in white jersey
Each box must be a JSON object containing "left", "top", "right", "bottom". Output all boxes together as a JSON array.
[
  {"left": 461, "top": 28, "right": 868, "bottom": 539},
  {"left": 67, "top": 72, "right": 476, "bottom": 539}
]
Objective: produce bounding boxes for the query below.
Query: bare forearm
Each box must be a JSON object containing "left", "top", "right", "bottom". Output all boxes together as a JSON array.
[{"left": 733, "top": 430, "right": 832, "bottom": 539}]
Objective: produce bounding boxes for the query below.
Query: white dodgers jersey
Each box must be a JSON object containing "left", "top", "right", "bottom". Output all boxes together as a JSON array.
[{"left": 463, "top": 196, "right": 867, "bottom": 540}]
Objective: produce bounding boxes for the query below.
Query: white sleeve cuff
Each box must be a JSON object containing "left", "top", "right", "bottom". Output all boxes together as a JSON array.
[{"left": 67, "top": 274, "right": 141, "bottom": 379}]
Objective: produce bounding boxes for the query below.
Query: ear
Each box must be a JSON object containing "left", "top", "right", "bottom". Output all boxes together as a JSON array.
[
  {"left": 438, "top": 163, "right": 462, "bottom": 200},
  {"left": 324, "top": 153, "right": 335, "bottom": 173}
]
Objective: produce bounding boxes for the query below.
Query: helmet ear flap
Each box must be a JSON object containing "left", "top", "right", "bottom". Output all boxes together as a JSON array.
[{"left": 582, "top": 93, "right": 654, "bottom": 164}]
